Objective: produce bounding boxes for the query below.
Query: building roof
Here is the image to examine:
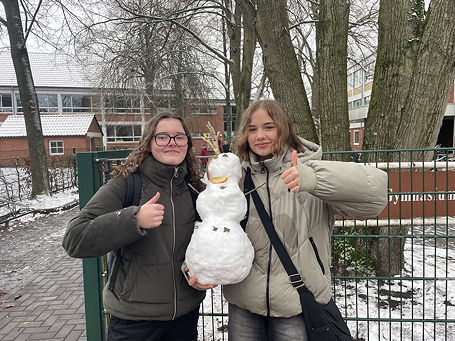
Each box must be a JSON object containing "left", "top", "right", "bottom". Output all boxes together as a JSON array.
[
  {"left": 0, "top": 114, "right": 100, "bottom": 137},
  {"left": 0, "top": 52, "right": 97, "bottom": 89}
]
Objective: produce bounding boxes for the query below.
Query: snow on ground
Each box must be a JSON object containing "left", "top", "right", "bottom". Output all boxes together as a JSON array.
[
  {"left": 0, "top": 166, "right": 77, "bottom": 218},
  {"left": 197, "top": 221, "right": 455, "bottom": 341},
  {"left": 0, "top": 189, "right": 79, "bottom": 221},
  {"left": 3, "top": 188, "right": 454, "bottom": 340}
]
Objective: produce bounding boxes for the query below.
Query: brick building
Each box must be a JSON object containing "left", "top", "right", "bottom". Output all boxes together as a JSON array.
[
  {"left": 0, "top": 52, "right": 235, "bottom": 162},
  {"left": 0, "top": 114, "right": 102, "bottom": 165}
]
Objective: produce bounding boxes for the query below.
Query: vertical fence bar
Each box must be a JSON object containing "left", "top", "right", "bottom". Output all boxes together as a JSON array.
[{"left": 77, "top": 151, "right": 105, "bottom": 341}]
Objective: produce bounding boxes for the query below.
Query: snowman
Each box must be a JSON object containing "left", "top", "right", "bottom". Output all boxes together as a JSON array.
[{"left": 185, "top": 128, "right": 254, "bottom": 285}]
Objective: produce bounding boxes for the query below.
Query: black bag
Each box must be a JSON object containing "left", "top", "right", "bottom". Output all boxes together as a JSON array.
[{"left": 244, "top": 168, "right": 353, "bottom": 341}]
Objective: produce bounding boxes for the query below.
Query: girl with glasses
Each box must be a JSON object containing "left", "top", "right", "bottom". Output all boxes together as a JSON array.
[{"left": 63, "top": 112, "right": 214, "bottom": 341}]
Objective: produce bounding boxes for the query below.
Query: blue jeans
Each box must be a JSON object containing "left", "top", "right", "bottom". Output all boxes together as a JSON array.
[{"left": 228, "top": 303, "right": 308, "bottom": 341}]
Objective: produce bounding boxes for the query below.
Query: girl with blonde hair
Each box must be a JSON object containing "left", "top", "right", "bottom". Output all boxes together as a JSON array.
[{"left": 224, "top": 100, "right": 388, "bottom": 341}]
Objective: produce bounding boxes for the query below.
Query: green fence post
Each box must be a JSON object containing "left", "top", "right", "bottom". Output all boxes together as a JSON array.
[{"left": 77, "top": 152, "right": 105, "bottom": 341}]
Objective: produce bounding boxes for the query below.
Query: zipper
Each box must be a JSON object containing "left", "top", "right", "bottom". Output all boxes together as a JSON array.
[
  {"left": 170, "top": 167, "right": 178, "bottom": 319},
  {"left": 261, "top": 161, "right": 273, "bottom": 317},
  {"left": 309, "top": 237, "right": 325, "bottom": 274}
]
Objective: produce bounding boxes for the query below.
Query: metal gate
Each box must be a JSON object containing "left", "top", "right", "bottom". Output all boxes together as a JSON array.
[{"left": 77, "top": 148, "right": 455, "bottom": 341}]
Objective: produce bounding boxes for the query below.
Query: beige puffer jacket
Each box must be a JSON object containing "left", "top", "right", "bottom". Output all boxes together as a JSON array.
[{"left": 223, "top": 139, "right": 388, "bottom": 317}]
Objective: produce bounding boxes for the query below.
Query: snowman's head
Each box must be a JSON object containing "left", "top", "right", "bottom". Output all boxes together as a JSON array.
[{"left": 207, "top": 152, "right": 242, "bottom": 184}]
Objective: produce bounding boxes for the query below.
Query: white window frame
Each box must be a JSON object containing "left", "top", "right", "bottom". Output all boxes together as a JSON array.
[
  {"left": 353, "top": 130, "right": 360, "bottom": 145},
  {"left": 49, "top": 140, "right": 64, "bottom": 155},
  {"left": 190, "top": 107, "right": 217, "bottom": 115},
  {"left": 106, "top": 125, "right": 142, "bottom": 142},
  {"left": 0, "top": 93, "right": 12, "bottom": 113}
]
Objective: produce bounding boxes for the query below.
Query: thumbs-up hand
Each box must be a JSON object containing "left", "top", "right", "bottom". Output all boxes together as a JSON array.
[
  {"left": 135, "top": 192, "right": 165, "bottom": 229},
  {"left": 280, "top": 150, "right": 300, "bottom": 192}
]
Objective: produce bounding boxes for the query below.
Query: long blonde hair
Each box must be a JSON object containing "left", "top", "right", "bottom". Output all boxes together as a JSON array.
[
  {"left": 235, "top": 100, "right": 304, "bottom": 161},
  {"left": 111, "top": 112, "right": 203, "bottom": 191}
]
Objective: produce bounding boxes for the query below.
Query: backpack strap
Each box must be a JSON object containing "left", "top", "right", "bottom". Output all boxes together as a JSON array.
[
  {"left": 125, "top": 171, "right": 142, "bottom": 207},
  {"left": 108, "top": 171, "right": 142, "bottom": 296}
]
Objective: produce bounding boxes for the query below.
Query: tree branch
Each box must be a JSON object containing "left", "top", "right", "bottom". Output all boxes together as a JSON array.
[
  {"left": 115, "top": 2, "right": 232, "bottom": 64},
  {"left": 289, "top": 19, "right": 319, "bottom": 30},
  {"left": 22, "top": 0, "right": 43, "bottom": 48},
  {"left": 0, "top": 16, "right": 7, "bottom": 27}
]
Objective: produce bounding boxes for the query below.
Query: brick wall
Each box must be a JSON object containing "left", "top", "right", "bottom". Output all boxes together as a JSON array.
[
  {"left": 350, "top": 128, "right": 364, "bottom": 151},
  {"left": 0, "top": 136, "right": 102, "bottom": 166},
  {"left": 185, "top": 107, "right": 225, "bottom": 152}
]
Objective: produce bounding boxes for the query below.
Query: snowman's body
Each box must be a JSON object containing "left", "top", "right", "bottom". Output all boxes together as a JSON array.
[{"left": 185, "top": 153, "right": 254, "bottom": 285}]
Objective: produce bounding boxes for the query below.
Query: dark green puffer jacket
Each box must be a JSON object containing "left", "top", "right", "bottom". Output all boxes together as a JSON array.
[{"left": 62, "top": 154, "right": 205, "bottom": 321}]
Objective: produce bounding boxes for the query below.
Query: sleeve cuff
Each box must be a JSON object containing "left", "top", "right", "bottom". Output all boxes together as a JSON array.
[{"left": 298, "top": 163, "right": 317, "bottom": 192}]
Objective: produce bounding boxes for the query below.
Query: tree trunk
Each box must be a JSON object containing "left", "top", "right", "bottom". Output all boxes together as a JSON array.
[
  {"left": 374, "top": 225, "right": 409, "bottom": 277},
  {"left": 222, "top": 13, "right": 233, "bottom": 141},
  {"left": 365, "top": 0, "right": 455, "bottom": 159},
  {"left": 1, "top": 0, "right": 49, "bottom": 197},
  {"left": 310, "top": 71, "right": 321, "bottom": 140},
  {"left": 227, "top": 1, "right": 256, "bottom": 128},
  {"left": 316, "top": 0, "right": 350, "bottom": 153},
  {"left": 363, "top": 0, "right": 417, "bottom": 152},
  {"left": 398, "top": 0, "right": 455, "bottom": 150},
  {"left": 173, "top": 74, "right": 185, "bottom": 117},
  {"left": 253, "top": 0, "right": 318, "bottom": 143},
  {"left": 143, "top": 64, "right": 157, "bottom": 116}
]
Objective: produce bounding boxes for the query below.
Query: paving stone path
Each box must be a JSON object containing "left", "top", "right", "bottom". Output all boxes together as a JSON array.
[{"left": 0, "top": 208, "right": 87, "bottom": 340}]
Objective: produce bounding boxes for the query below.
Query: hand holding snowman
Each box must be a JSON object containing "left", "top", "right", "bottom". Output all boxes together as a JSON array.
[{"left": 184, "top": 125, "right": 254, "bottom": 286}]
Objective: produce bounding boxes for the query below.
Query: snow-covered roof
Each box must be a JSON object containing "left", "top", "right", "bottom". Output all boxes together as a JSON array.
[
  {"left": 0, "top": 52, "right": 97, "bottom": 89},
  {"left": 0, "top": 114, "right": 99, "bottom": 137}
]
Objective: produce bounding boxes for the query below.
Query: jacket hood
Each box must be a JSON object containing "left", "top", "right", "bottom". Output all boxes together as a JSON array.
[{"left": 243, "top": 137, "right": 322, "bottom": 173}]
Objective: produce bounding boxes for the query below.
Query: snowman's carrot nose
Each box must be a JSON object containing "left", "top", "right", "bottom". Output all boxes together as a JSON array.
[{"left": 211, "top": 176, "right": 228, "bottom": 184}]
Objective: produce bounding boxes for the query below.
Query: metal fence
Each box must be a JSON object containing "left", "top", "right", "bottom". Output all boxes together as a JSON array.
[{"left": 76, "top": 148, "right": 455, "bottom": 341}]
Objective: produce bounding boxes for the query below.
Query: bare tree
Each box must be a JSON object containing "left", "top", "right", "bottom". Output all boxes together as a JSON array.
[
  {"left": 224, "top": 0, "right": 256, "bottom": 122},
  {"left": 237, "top": 0, "right": 319, "bottom": 142},
  {"left": 315, "top": 0, "right": 351, "bottom": 152},
  {"left": 0, "top": 0, "right": 49, "bottom": 197},
  {"left": 56, "top": 0, "right": 221, "bottom": 116},
  {"left": 364, "top": 0, "right": 455, "bottom": 151}
]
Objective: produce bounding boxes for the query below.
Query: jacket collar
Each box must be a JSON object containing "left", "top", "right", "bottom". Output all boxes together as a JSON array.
[
  {"left": 242, "top": 137, "right": 322, "bottom": 174},
  {"left": 139, "top": 153, "right": 188, "bottom": 187}
]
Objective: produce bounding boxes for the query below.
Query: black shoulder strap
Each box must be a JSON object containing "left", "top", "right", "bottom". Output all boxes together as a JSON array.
[
  {"left": 247, "top": 171, "right": 303, "bottom": 288},
  {"left": 248, "top": 171, "right": 333, "bottom": 332},
  {"left": 108, "top": 171, "right": 141, "bottom": 296},
  {"left": 125, "top": 171, "right": 142, "bottom": 207},
  {"left": 240, "top": 167, "right": 254, "bottom": 230}
]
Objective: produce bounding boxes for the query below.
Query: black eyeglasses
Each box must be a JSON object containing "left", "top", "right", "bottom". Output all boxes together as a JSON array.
[{"left": 152, "top": 134, "right": 189, "bottom": 147}]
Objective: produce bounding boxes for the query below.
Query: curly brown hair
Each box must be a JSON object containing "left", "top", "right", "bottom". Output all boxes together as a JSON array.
[
  {"left": 235, "top": 100, "right": 305, "bottom": 162},
  {"left": 111, "top": 112, "right": 203, "bottom": 192}
]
